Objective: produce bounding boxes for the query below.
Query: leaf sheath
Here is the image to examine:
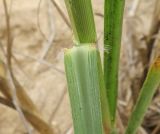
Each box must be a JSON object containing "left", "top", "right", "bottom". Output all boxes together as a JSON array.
[{"left": 64, "top": 45, "right": 111, "bottom": 134}]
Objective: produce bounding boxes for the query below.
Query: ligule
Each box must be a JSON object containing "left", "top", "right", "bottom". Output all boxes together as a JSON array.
[
  {"left": 65, "top": 0, "right": 97, "bottom": 44},
  {"left": 125, "top": 57, "right": 160, "bottom": 134},
  {"left": 64, "top": 45, "right": 111, "bottom": 134}
]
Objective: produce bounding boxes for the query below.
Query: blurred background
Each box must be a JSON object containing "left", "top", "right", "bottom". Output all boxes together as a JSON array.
[{"left": 0, "top": 0, "right": 160, "bottom": 134}]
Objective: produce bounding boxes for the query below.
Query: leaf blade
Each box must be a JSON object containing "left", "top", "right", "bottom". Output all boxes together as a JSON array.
[
  {"left": 104, "top": 0, "right": 125, "bottom": 125},
  {"left": 125, "top": 57, "right": 160, "bottom": 134},
  {"left": 65, "top": 0, "right": 97, "bottom": 44}
]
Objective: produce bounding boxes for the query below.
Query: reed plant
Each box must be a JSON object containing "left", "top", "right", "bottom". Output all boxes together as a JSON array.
[{"left": 64, "top": 0, "right": 160, "bottom": 134}]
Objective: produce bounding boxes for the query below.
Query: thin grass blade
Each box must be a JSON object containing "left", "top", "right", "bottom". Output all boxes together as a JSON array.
[
  {"left": 104, "top": 0, "right": 125, "bottom": 125},
  {"left": 125, "top": 57, "right": 160, "bottom": 134}
]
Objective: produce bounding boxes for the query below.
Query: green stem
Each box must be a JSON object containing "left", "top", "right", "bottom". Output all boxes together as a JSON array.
[{"left": 64, "top": 0, "right": 112, "bottom": 132}]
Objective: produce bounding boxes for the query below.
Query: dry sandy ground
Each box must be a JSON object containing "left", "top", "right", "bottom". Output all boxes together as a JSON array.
[{"left": 0, "top": 0, "right": 159, "bottom": 134}]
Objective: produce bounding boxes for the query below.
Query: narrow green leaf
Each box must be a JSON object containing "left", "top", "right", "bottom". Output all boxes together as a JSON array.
[
  {"left": 65, "top": 0, "right": 97, "bottom": 44},
  {"left": 64, "top": 45, "right": 111, "bottom": 134},
  {"left": 104, "top": 0, "right": 125, "bottom": 125},
  {"left": 125, "top": 57, "right": 160, "bottom": 134}
]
